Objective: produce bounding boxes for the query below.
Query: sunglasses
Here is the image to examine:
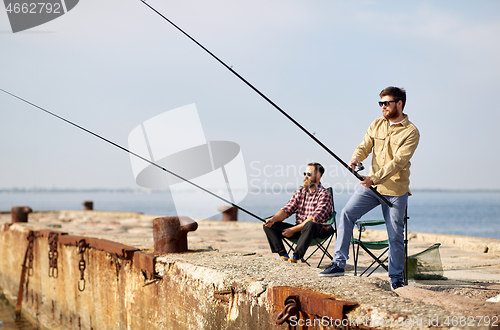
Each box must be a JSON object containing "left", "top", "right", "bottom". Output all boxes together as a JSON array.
[
  {"left": 303, "top": 172, "right": 313, "bottom": 177},
  {"left": 378, "top": 100, "right": 397, "bottom": 107}
]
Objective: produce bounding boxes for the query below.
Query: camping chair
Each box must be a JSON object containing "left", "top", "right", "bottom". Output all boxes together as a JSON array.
[
  {"left": 351, "top": 206, "right": 409, "bottom": 283},
  {"left": 273, "top": 187, "right": 337, "bottom": 268}
]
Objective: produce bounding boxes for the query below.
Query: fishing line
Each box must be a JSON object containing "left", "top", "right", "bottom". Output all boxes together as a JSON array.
[
  {"left": 139, "top": 0, "right": 392, "bottom": 207},
  {"left": 0, "top": 88, "right": 266, "bottom": 222}
]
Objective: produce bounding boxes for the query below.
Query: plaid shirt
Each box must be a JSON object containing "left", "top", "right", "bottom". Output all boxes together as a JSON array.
[{"left": 281, "top": 183, "right": 333, "bottom": 230}]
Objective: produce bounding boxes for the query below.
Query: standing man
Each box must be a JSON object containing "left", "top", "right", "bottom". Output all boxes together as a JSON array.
[
  {"left": 319, "top": 87, "right": 419, "bottom": 289},
  {"left": 263, "top": 162, "right": 333, "bottom": 263}
]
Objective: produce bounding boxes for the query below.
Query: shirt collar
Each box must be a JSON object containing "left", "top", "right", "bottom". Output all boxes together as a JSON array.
[{"left": 387, "top": 114, "right": 410, "bottom": 127}]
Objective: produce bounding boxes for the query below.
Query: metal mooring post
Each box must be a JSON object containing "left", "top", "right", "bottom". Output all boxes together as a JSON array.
[
  {"left": 218, "top": 205, "right": 238, "bottom": 221},
  {"left": 82, "top": 201, "right": 93, "bottom": 210},
  {"left": 11, "top": 206, "right": 33, "bottom": 223},
  {"left": 153, "top": 216, "right": 198, "bottom": 254}
]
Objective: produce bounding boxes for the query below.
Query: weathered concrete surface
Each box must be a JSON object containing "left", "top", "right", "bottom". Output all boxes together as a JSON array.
[
  {"left": 396, "top": 287, "right": 499, "bottom": 319},
  {"left": 364, "top": 228, "right": 500, "bottom": 256},
  {"left": 0, "top": 211, "right": 499, "bottom": 329},
  {"left": 351, "top": 227, "right": 500, "bottom": 284},
  {"left": 0, "top": 226, "right": 275, "bottom": 330}
]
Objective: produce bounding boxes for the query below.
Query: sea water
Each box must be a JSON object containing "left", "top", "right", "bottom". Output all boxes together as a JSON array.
[{"left": 0, "top": 294, "right": 37, "bottom": 330}]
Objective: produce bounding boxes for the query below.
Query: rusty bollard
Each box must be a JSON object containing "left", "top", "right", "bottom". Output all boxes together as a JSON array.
[
  {"left": 218, "top": 205, "right": 238, "bottom": 221},
  {"left": 11, "top": 206, "right": 33, "bottom": 223},
  {"left": 82, "top": 201, "right": 93, "bottom": 210},
  {"left": 153, "top": 216, "right": 198, "bottom": 254}
]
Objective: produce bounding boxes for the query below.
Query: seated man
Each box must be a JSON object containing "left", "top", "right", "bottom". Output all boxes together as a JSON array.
[{"left": 263, "top": 162, "right": 333, "bottom": 263}]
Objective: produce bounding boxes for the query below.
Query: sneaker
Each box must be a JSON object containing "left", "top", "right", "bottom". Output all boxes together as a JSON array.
[
  {"left": 391, "top": 280, "right": 404, "bottom": 290},
  {"left": 289, "top": 256, "right": 298, "bottom": 263},
  {"left": 279, "top": 253, "right": 289, "bottom": 261},
  {"left": 318, "top": 264, "right": 344, "bottom": 277}
]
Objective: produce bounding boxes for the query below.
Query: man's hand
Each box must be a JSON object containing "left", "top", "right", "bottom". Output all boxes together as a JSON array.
[
  {"left": 282, "top": 227, "right": 295, "bottom": 238},
  {"left": 348, "top": 159, "right": 358, "bottom": 170},
  {"left": 264, "top": 209, "right": 288, "bottom": 228},
  {"left": 360, "top": 175, "right": 374, "bottom": 188},
  {"left": 264, "top": 217, "right": 275, "bottom": 228}
]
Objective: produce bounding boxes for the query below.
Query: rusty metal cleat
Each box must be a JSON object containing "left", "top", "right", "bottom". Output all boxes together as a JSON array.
[
  {"left": 11, "top": 206, "right": 33, "bottom": 223},
  {"left": 82, "top": 201, "right": 93, "bottom": 210},
  {"left": 153, "top": 216, "right": 198, "bottom": 254},
  {"left": 218, "top": 205, "right": 238, "bottom": 221}
]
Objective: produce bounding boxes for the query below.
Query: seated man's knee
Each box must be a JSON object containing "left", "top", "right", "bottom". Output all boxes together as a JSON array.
[
  {"left": 302, "top": 221, "right": 318, "bottom": 233},
  {"left": 263, "top": 224, "right": 282, "bottom": 237},
  {"left": 263, "top": 225, "right": 273, "bottom": 235},
  {"left": 303, "top": 221, "right": 314, "bottom": 228}
]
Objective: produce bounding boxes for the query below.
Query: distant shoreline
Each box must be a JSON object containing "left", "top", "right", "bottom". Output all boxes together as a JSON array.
[{"left": 0, "top": 188, "right": 499, "bottom": 194}]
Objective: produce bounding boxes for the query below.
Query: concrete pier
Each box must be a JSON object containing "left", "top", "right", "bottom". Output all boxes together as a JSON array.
[{"left": 0, "top": 211, "right": 499, "bottom": 329}]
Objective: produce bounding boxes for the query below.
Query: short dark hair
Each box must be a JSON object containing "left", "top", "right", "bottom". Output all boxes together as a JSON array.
[
  {"left": 308, "top": 162, "right": 325, "bottom": 176},
  {"left": 380, "top": 86, "right": 406, "bottom": 110}
]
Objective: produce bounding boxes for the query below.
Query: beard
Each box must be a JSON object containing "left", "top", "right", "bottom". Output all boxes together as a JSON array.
[
  {"left": 383, "top": 107, "right": 399, "bottom": 120},
  {"left": 303, "top": 177, "right": 317, "bottom": 190}
]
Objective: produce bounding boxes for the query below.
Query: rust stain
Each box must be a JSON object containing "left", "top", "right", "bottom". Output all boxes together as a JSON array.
[
  {"left": 270, "top": 286, "right": 358, "bottom": 323},
  {"left": 60, "top": 235, "right": 139, "bottom": 260},
  {"left": 27, "top": 229, "right": 136, "bottom": 260},
  {"left": 133, "top": 251, "right": 163, "bottom": 286},
  {"left": 35, "top": 229, "right": 139, "bottom": 260},
  {"left": 214, "top": 288, "right": 233, "bottom": 303},
  {"left": 133, "top": 251, "right": 156, "bottom": 275}
]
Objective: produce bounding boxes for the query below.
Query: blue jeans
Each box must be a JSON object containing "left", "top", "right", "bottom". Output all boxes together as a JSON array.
[{"left": 332, "top": 186, "right": 408, "bottom": 283}]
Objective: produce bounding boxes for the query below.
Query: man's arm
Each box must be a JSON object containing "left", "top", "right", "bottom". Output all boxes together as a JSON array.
[
  {"left": 349, "top": 126, "right": 375, "bottom": 186},
  {"left": 352, "top": 126, "right": 375, "bottom": 164},
  {"left": 263, "top": 189, "right": 300, "bottom": 228},
  {"left": 359, "top": 175, "right": 374, "bottom": 188},
  {"left": 282, "top": 217, "right": 313, "bottom": 237},
  {"left": 263, "top": 209, "right": 288, "bottom": 228},
  {"left": 266, "top": 210, "right": 309, "bottom": 238}
]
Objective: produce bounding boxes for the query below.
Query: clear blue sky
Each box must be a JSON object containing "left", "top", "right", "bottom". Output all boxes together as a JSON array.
[{"left": 1, "top": 0, "right": 499, "bottom": 191}]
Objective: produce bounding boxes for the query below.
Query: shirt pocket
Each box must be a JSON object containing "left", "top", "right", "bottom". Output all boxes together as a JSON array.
[
  {"left": 373, "top": 135, "right": 386, "bottom": 152},
  {"left": 391, "top": 134, "right": 409, "bottom": 154},
  {"left": 390, "top": 137, "right": 402, "bottom": 153}
]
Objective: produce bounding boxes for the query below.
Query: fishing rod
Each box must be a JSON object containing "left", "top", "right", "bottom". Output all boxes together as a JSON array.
[
  {"left": 139, "top": 0, "right": 393, "bottom": 207},
  {"left": 0, "top": 88, "right": 267, "bottom": 223}
]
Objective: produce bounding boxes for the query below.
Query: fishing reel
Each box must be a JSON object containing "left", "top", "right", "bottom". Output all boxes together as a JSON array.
[{"left": 355, "top": 162, "right": 364, "bottom": 173}]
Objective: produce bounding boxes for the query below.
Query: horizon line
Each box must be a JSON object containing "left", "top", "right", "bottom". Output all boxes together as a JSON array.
[{"left": 0, "top": 187, "right": 499, "bottom": 194}]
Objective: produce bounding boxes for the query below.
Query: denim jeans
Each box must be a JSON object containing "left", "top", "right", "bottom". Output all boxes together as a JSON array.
[{"left": 332, "top": 186, "right": 408, "bottom": 283}]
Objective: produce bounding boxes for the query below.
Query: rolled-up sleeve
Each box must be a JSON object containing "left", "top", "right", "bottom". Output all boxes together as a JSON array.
[
  {"left": 352, "top": 126, "right": 375, "bottom": 163},
  {"left": 281, "top": 190, "right": 300, "bottom": 217}
]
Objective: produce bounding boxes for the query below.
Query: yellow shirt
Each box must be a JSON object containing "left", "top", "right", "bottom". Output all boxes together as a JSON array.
[{"left": 352, "top": 115, "right": 420, "bottom": 196}]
